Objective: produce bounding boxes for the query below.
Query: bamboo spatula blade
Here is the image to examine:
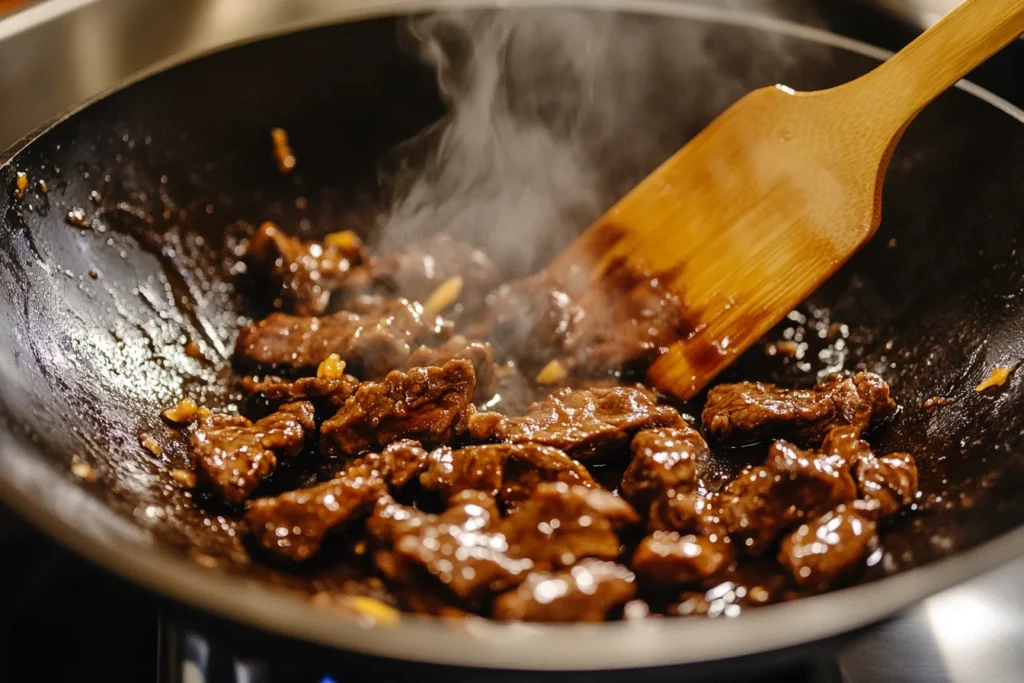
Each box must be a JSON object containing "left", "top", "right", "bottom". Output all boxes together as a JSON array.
[{"left": 550, "top": 0, "right": 1024, "bottom": 400}]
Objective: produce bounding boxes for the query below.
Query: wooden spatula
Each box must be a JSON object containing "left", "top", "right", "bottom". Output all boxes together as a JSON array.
[{"left": 549, "top": 0, "right": 1024, "bottom": 400}]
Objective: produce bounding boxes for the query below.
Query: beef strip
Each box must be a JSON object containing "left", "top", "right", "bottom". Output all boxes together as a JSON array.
[
  {"left": 418, "top": 443, "right": 595, "bottom": 512},
  {"left": 701, "top": 371, "right": 897, "bottom": 447},
  {"left": 405, "top": 336, "right": 495, "bottom": 400},
  {"left": 468, "top": 386, "right": 684, "bottom": 460},
  {"left": 648, "top": 491, "right": 728, "bottom": 538},
  {"left": 821, "top": 426, "right": 919, "bottom": 519},
  {"left": 778, "top": 504, "right": 878, "bottom": 587},
  {"left": 191, "top": 401, "right": 315, "bottom": 505},
  {"left": 722, "top": 440, "right": 857, "bottom": 554},
  {"left": 501, "top": 482, "right": 638, "bottom": 570},
  {"left": 246, "top": 441, "right": 429, "bottom": 561},
  {"left": 492, "top": 559, "right": 637, "bottom": 622},
  {"left": 631, "top": 531, "right": 735, "bottom": 585},
  {"left": 320, "top": 359, "right": 475, "bottom": 457},
  {"left": 621, "top": 427, "right": 709, "bottom": 506},
  {"left": 234, "top": 298, "right": 454, "bottom": 377},
  {"left": 244, "top": 222, "right": 365, "bottom": 315},
  {"left": 240, "top": 373, "right": 360, "bottom": 417},
  {"left": 377, "top": 491, "right": 533, "bottom": 603}
]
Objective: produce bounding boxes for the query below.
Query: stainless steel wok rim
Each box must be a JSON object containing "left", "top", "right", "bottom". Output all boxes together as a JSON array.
[{"left": 0, "top": 0, "right": 1022, "bottom": 671}]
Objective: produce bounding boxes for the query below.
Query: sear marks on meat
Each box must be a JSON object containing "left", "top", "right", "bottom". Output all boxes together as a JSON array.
[
  {"left": 648, "top": 491, "right": 728, "bottom": 538},
  {"left": 419, "top": 443, "right": 595, "bottom": 512},
  {"left": 405, "top": 336, "right": 495, "bottom": 400},
  {"left": 821, "top": 426, "right": 919, "bottom": 519},
  {"left": 632, "top": 531, "right": 735, "bottom": 585},
  {"left": 701, "top": 372, "right": 898, "bottom": 447},
  {"left": 366, "top": 234, "right": 500, "bottom": 318},
  {"left": 241, "top": 373, "right": 360, "bottom": 417},
  {"left": 191, "top": 401, "right": 315, "bottom": 505},
  {"left": 722, "top": 440, "right": 857, "bottom": 555},
  {"left": 469, "top": 386, "right": 684, "bottom": 460},
  {"left": 234, "top": 298, "right": 454, "bottom": 377},
  {"left": 246, "top": 441, "right": 429, "bottom": 561},
  {"left": 244, "top": 222, "right": 365, "bottom": 315},
  {"left": 621, "top": 427, "right": 709, "bottom": 506},
  {"left": 492, "top": 559, "right": 636, "bottom": 622},
  {"left": 778, "top": 504, "right": 878, "bottom": 587},
  {"left": 501, "top": 482, "right": 638, "bottom": 570},
  {"left": 320, "top": 360, "right": 475, "bottom": 457},
  {"left": 377, "top": 491, "right": 532, "bottom": 603}
]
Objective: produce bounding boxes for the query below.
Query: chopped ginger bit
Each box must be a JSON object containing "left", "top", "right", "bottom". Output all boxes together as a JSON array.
[
  {"left": 270, "top": 127, "right": 296, "bottom": 173},
  {"left": 422, "top": 276, "right": 464, "bottom": 317},
  {"left": 197, "top": 406, "right": 213, "bottom": 420},
  {"left": 163, "top": 397, "right": 199, "bottom": 424},
  {"left": 347, "top": 596, "right": 400, "bottom": 625},
  {"left": 317, "top": 353, "right": 347, "bottom": 380},
  {"left": 976, "top": 366, "right": 1014, "bottom": 392},
  {"left": 535, "top": 359, "right": 569, "bottom": 385},
  {"left": 170, "top": 469, "right": 196, "bottom": 489},
  {"left": 14, "top": 171, "right": 28, "bottom": 200},
  {"left": 71, "top": 460, "right": 98, "bottom": 482},
  {"left": 323, "top": 229, "right": 362, "bottom": 252},
  {"left": 139, "top": 433, "right": 163, "bottom": 456}
]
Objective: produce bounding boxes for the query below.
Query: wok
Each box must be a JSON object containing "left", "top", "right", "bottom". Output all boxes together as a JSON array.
[{"left": 0, "top": 0, "right": 1022, "bottom": 672}]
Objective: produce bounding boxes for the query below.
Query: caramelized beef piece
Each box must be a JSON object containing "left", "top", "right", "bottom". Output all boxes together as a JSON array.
[
  {"left": 722, "top": 440, "right": 857, "bottom": 554},
  {"left": 191, "top": 401, "right": 314, "bottom": 505},
  {"left": 380, "top": 491, "right": 532, "bottom": 603},
  {"left": 321, "top": 360, "right": 475, "bottom": 457},
  {"left": 501, "top": 483, "right": 638, "bottom": 570},
  {"left": 854, "top": 452, "right": 919, "bottom": 519},
  {"left": 241, "top": 373, "right": 360, "bottom": 417},
  {"left": 406, "top": 336, "right": 495, "bottom": 400},
  {"left": 778, "top": 504, "right": 878, "bottom": 586},
  {"left": 246, "top": 441, "right": 429, "bottom": 561},
  {"left": 367, "top": 234, "right": 500, "bottom": 318},
  {"left": 671, "top": 561, "right": 790, "bottom": 617},
  {"left": 366, "top": 495, "right": 432, "bottom": 547},
  {"left": 648, "top": 491, "right": 728, "bottom": 538},
  {"left": 632, "top": 531, "right": 735, "bottom": 585},
  {"left": 701, "top": 372, "right": 897, "bottom": 447},
  {"left": 244, "top": 222, "right": 365, "bottom": 315},
  {"left": 621, "top": 427, "right": 709, "bottom": 506},
  {"left": 419, "top": 443, "right": 595, "bottom": 513},
  {"left": 469, "top": 386, "right": 684, "bottom": 460},
  {"left": 492, "top": 559, "right": 636, "bottom": 622},
  {"left": 234, "top": 299, "right": 453, "bottom": 377},
  {"left": 821, "top": 426, "right": 919, "bottom": 518}
]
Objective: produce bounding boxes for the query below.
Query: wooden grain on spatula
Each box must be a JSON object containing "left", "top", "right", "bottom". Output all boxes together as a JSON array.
[{"left": 549, "top": 0, "right": 1024, "bottom": 400}]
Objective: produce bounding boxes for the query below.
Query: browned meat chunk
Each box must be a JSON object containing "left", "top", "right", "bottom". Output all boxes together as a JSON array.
[
  {"left": 648, "top": 491, "right": 728, "bottom": 538},
  {"left": 244, "top": 222, "right": 365, "bottom": 315},
  {"left": 621, "top": 427, "right": 709, "bottom": 506},
  {"left": 234, "top": 298, "right": 453, "bottom": 377},
  {"left": 419, "top": 443, "right": 594, "bottom": 512},
  {"left": 778, "top": 504, "right": 878, "bottom": 586},
  {"left": 406, "top": 336, "right": 495, "bottom": 400},
  {"left": 191, "top": 401, "right": 314, "bottom": 505},
  {"left": 469, "top": 386, "right": 684, "bottom": 460},
  {"left": 492, "top": 559, "right": 636, "bottom": 622},
  {"left": 378, "top": 491, "right": 533, "bottom": 603},
  {"left": 671, "top": 561, "right": 790, "bottom": 617},
  {"left": 854, "top": 452, "right": 919, "bottom": 519},
  {"left": 321, "top": 360, "right": 476, "bottom": 457},
  {"left": 246, "top": 441, "right": 429, "bottom": 561},
  {"left": 722, "top": 440, "right": 857, "bottom": 554},
  {"left": 821, "top": 426, "right": 919, "bottom": 519},
  {"left": 701, "top": 372, "right": 897, "bottom": 447},
  {"left": 241, "top": 373, "right": 359, "bottom": 416},
  {"left": 632, "top": 531, "right": 735, "bottom": 585},
  {"left": 501, "top": 483, "right": 638, "bottom": 570}
]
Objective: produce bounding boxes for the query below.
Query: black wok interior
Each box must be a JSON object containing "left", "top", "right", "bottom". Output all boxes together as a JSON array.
[{"left": 0, "top": 9, "right": 1022, "bottom": 602}]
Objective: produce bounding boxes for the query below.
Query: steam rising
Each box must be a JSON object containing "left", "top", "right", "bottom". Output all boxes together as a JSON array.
[{"left": 376, "top": 6, "right": 816, "bottom": 279}]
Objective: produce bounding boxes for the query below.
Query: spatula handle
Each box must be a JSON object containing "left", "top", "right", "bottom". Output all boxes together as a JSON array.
[{"left": 856, "top": 0, "right": 1024, "bottom": 130}]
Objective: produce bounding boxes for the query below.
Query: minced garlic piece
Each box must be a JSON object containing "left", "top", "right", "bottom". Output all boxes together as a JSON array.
[
  {"left": 422, "top": 276, "right": 463, "bottom": 317},
  {"left": 324, "top": 230, "right": 362, "bottom": 252},
  {"left": 535, "top": 359, "right": 569, "bottom": 385},
  {"left": 14, "top": 172, "right": 28, "bottom": 200},
  {"left": 163, "top": 397, "right": 199, "bottom": 424},
  {"left": 139, "top": 433, "right": 163, "bottom": 456},
  {"left": 976, "top": 366, "right": 1014, "bottom": 392},
  {"left": 170, "top": 469, "right": 196, "bottom": 489},
  {"left": 317, "top": 353, "right": 347, "bottom": 380},
  {"left": 71, "top": 460, "right": 98, "bottom": 482}
]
